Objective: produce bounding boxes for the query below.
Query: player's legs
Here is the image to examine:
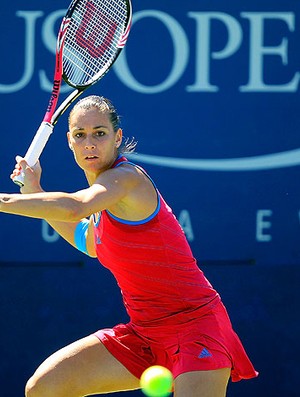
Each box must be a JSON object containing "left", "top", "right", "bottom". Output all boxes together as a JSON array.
[
  {"left": 25, "top": 334, "right": 140, "bottom": 397},
  {"left": 174, "top": 368, "right": 231, "bottom": 397}
]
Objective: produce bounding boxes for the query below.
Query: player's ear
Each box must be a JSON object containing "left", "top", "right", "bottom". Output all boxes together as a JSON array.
[
  {"left": 67, "top": 131, "right": 73, "bottom": 151},
  {"left": 115, "top": 128, "right": 122, "bottom": 148}
]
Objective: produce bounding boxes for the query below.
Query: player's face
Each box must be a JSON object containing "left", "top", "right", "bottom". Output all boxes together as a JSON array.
[{"left": 67, "top": 107, "right": 122, "bottom": 176}]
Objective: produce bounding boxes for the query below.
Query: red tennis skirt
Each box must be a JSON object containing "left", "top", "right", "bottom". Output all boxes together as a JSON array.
[{"left": 94, "top": 301, "right": 258, "bottom": 381}]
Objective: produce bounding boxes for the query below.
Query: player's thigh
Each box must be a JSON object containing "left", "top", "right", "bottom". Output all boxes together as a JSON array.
[
  {"left": 174, "top": 367, "right": 231, "bottom": 397},
  {"left": 26, "top": 334, "right": 140, "bottom": 397}
]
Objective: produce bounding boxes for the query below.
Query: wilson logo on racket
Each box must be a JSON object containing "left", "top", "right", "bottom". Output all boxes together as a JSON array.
[
  {"left": 46, "top": 80, "right": 61, "bottom": 113},
  {"left": 76, "top": 1, "right": 118, "bottom": 58}
]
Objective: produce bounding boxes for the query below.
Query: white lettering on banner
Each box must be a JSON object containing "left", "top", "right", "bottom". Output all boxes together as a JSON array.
[
  {"left": 115, "top": 10, "right": 189, "bottom": 94},
  {"left": 40, "top": 210, "right": 299, "bottom": 246},
  {"left": 187, "top": 12, "right": 243, "bottom": 92},
  {"left": 41, "top": 211, "right": 194, "bottom": 243},
  {"left": 256, "top": 209, "right": 273, "bottom": 242},
  {"left": 0, "top": 10, "right": 298, "bottom": 94},
  {"left": 0, "top": 11, "right": 43, "bottom": 93},
  {"left": 116, "top": 11, "right": 299, "bottom": 93},
  {"left": 41, "top": 220, "right": 59, "bottom": 243},
  {"left": 2, "top": 9, "right": 300, "bottom": 171},
  {"left": 240, "top": 13, "right": 300, "bottom": 92},
  {"left": 178, "top": 210, "right": 194, "bottom": 242}
]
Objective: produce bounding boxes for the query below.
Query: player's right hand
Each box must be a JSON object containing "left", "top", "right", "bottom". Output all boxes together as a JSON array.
[{"left": 10, "top": 156, "right": 43, "bottom": 194}]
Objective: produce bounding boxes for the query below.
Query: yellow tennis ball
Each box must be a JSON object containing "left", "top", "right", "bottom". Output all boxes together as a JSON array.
[{"left": 140, "top": 365, "right": 173, "bottom": 397}]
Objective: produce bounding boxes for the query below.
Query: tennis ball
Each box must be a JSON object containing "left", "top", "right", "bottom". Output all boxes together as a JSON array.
[{"left": 140, "top": 365, "right": 173, "bottom": 397}]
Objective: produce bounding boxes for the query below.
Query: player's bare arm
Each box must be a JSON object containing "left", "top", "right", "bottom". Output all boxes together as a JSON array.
[{"left": 1, "top": 163, "right": 156, "bottom": 222}]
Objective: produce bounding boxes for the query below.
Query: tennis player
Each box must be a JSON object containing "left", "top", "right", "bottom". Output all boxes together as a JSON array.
[{"left": 1, "top": 95, "right": 258, "bottom": 397}]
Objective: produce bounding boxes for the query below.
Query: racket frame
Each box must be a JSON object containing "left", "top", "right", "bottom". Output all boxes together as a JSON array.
[{"left": 13, "top": 0, "right": 132, "bottom": 187}]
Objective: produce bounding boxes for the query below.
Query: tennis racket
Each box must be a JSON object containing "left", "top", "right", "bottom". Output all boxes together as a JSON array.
[{"left": 13, "top": 0, "right": 132, "bottom": 187}]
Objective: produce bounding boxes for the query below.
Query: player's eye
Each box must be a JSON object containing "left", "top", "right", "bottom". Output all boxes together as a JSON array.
[
  {"left": 74, "top": 132, "right": 84, "bottom": 138},
  {"left": 95, "top": 130, "right": 105, "bottom": 137}
]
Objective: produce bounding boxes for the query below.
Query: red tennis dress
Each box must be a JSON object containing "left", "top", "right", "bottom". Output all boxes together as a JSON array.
[{"left": 93, "top": 156, "right": 258, "bottom": 381}]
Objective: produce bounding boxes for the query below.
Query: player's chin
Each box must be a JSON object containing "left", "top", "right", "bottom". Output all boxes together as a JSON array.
[{"left": 81, "top": 160, "right": 103, "bottom": 172}]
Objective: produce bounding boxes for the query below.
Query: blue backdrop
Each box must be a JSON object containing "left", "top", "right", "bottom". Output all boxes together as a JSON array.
[{"left": 0, "top": 1, "right": 299, "bottom": 396}]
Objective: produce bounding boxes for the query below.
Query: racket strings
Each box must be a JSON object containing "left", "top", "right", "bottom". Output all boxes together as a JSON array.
[{"left": 63, "top": 0, "right": 128, "bottom": 86}]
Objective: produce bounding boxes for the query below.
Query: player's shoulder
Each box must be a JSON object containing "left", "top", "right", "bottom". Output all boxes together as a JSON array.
[
  {"left": 99, "top": 161, "right": 145, "bottom": 191},
  {"left": 114, "top": 160, "right": 145, "bottom": 177}
]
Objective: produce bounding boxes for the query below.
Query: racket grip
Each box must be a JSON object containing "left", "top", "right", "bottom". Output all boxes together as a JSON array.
[{"left": 13, "top": 122, "right": 54, "bottom": 187}]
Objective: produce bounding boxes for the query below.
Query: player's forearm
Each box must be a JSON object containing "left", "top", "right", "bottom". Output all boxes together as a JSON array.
[{"left": 0, "top": 192, "right": 84, "bottom": 221}]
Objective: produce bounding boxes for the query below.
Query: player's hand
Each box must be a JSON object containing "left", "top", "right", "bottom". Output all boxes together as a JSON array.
[{"left": 10, "top": 156, "right": 43, "bottom": 194}]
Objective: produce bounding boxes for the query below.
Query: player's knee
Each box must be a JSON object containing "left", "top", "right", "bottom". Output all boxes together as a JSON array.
[
  {"left": 25, "top": 372, "right": 77, "bottom": 397},
  {"left": 25, "top": 375, "right": 38, "bottom": 397},
  {"left": 25, "top": 374, "right": 52, "bottom": 397}
]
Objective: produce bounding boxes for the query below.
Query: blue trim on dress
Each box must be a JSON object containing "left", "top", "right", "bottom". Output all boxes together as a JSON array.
[{"left": 106, "top": 199, "right": 160, "bottom": 225}]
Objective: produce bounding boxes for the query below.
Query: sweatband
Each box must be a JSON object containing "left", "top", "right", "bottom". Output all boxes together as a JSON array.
[{"left": 74, "top": 219, "right": 90, "bottom": 255}]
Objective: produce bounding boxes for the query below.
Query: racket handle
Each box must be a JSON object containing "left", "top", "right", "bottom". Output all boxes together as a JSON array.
[{"left": 13, "top": 122, "right": 54, "bottom": 187}]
